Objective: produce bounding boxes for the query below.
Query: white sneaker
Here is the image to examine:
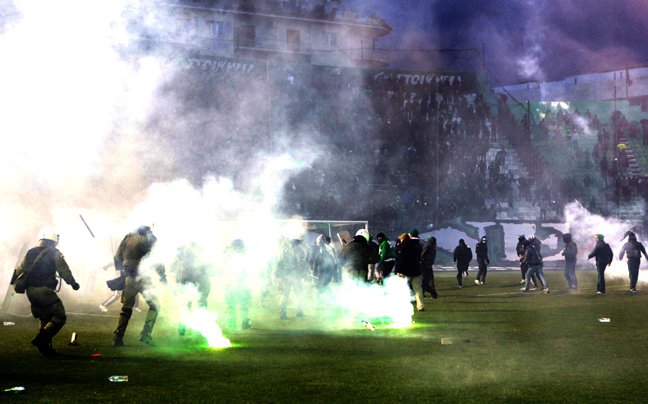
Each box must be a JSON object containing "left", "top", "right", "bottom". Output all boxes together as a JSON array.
[
  {"left": 458, "top": 285, "right": 462, "bottom": 288},
  {"left": 474, "top": 279, "right": 480, "bottom": 285},
  {"left": 543, "top": 288, "right": 550, "bottom": 294},
  {"left": 99, "top": 304, "right": 108, "bottom": 313},
  {"left": 529, "top": 287, "right": 537, "bottom": 291},
  {"left": 520, "top": 279, "right": 526, "bottom": 284}
]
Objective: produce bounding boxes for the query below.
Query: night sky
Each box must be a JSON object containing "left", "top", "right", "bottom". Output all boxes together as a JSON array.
[{"left": 346, "top": 0, "right": 648, "bottom": 85}]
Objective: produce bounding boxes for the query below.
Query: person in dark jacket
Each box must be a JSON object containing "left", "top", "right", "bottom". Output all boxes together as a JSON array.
[
  {"left": 475, "top": 236, "right": 490, "bottom": 285},
  {"left": 453, "top": 239, "right": 472, "bottom": 288},
  {"left": 395, "top": 234, "right": 424, "bottom": 311},
  {"left": 516, "top": 234, "right": 529, "bottom": 284},
  {"left": 618, "top": 232, "right": 648, "bottom": 292},
  {"left": 339, "top": 229, "right": 380, "bottom": 284},
  {"left": 375, "top": 232, "right": 395, "bottom": 285},
  {"left": 587, "top": 234, "right": 614, "bottom": 294},
  {"left": 12, "top": 227, "right": 80, "bottom": 356},
  {"left": 520, "top": 240, "right": 550, "bottom": 293},
  {"left": 561, "top": 233, "right": 579, "bottom": 290},
  {"left": 421, "top": 237, "right": 438, "bottom": 298}
]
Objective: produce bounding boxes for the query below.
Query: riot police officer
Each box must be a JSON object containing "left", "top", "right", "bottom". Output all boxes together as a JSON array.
[
  {"left": 12, "top": 227, "right": 80, "bottom": 356},
  {"left": 112, "top": 225, "right": 164, "bottom": 347}
]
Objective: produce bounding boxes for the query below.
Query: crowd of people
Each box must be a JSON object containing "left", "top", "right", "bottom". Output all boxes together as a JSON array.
[{"left": 12, "top": 222, "right": 648, "bottom": 356}]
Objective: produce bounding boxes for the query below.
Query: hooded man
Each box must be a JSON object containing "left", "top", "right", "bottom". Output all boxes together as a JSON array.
[
  {"left": 561, "top": 233, "right": 579, "bottom": 290},
  {"left": 421, "top": 236, "right": 438, "bottom": 299},
  {"left": 395, "top": 233, "right": 425, "bottom": 311},
  {"left": 12, "top": 227, "right": 80, "bottom": 356},
  {"left": 453, "top": 239, "right": 472, "bottom": 288},
  {"left": 516, "top": 234, "right": 529, "bottom": 284},
  {"left": 618, "top": 232, "right": 648, "bottom": 292},
  {"left": 475, "top": 236, "right": 490, "bottom": 285},
  {"left": 587, "top": 234, "right": 614, "bottom": 294}
]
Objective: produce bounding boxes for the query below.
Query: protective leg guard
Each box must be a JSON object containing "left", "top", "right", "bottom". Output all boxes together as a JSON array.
[
  {"left": 114, "top": 307, "right": 133, "bottom": 342},
  {"left": 139, "top": 307, "right": 158, "bottom": 346}
]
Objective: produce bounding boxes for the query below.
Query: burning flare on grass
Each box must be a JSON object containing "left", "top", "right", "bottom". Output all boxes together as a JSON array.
[{"left": 185, "top": 309, "right": 231, "bottom": 349}]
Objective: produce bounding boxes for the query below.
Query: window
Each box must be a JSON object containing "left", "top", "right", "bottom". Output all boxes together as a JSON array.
[
  {"left": 175, "top": 18, "right": 192, "bottom": 34},
  {"left": 209, "top": 20, "right": 224, "bottom": 37},
  {"left": 326, "top": 32, "right": 338, "bottom": 47}
]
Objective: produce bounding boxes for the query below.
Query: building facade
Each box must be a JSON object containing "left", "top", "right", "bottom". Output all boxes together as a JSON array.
[{"left": 135, "top": 0, "right": 392, "bottom": 68}]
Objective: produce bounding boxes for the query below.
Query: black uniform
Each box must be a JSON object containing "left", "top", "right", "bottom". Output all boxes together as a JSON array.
[
  {"left": 475, "top": 237, "right": 490, "bottom": 284},
  {"left": 421, "top": 237, "right": 438, "bottom": 298},
  {"left": 453, "top": 240, "right": 473, "bottom": 287},
  {"left": 619, "top": 233, "right": 648, "bottom": 292}
]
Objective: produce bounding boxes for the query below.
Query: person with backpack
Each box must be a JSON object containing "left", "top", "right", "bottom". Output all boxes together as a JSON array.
[
  {"left": 11, "top": 227, "right": 80, "bottom": 356},
  {"left": 588, "top": 234, "right": 614, "bottom": 294},
  {"left": 618, "top": 231, "right": 648, "bottom": 292},
  {"left": 453, "top": 239, "right": 472, "bottom": 288},
  {"left": 520, "top": 240, "right": 550, "bottom": 294}
]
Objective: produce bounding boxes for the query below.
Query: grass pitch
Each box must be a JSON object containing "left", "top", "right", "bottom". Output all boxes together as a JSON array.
[{"left": 2, "top": 270, "right": 648, "bottom": 403}]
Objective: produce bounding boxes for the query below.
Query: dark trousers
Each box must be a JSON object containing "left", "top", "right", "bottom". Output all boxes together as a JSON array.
[
  {"left": 564, "top": 260, "right": 578, "bottom": 289},
  {"left": 380, "top": 260, "right": 395, "bottom": 279},
  {"left": 421, "top": 264, "right": 436, "bottom": 294},
  {"left": 457, "top": 263, "right": 469, "bottom": 286},
  {"left": 476, "top": 259, "right": 488, "bottom": 283},
  {"left": 596, "top": 261, "right": 607, "bottom": 293},
  {"left": 628, "top": 257, "right": 640, "bottom": 290}
]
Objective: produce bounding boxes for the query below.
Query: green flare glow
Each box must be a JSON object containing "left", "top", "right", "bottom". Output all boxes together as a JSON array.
[{"left": 185, "top": 309, "right": 232, "bottom": 349}]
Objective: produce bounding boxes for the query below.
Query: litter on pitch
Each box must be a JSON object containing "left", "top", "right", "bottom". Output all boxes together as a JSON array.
[
  {"left": 3, "top": 322, "right": 15, "bottom": 326},
  {"left": 68, "top": 332, "right": 79, "bottom": 346},
  {"left": 4, "top": 387, "right": 25, "bottom": 393},
  {"left": 598, "top": 318, "right": 611, "bottom": 323},
  {"left": 441, "top": 338, "right": 454, "bottom": 345}
]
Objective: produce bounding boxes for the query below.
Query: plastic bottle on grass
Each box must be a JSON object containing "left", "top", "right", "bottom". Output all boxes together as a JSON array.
[
  {"left": 108, "top": 376, "right": 129, "bottom": 382},
  {"left": 3, "top": 322, "right": 15, "bottom": 326},
  {"left": 4, "top": 387, "right": 25, "bottom": 393}
]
